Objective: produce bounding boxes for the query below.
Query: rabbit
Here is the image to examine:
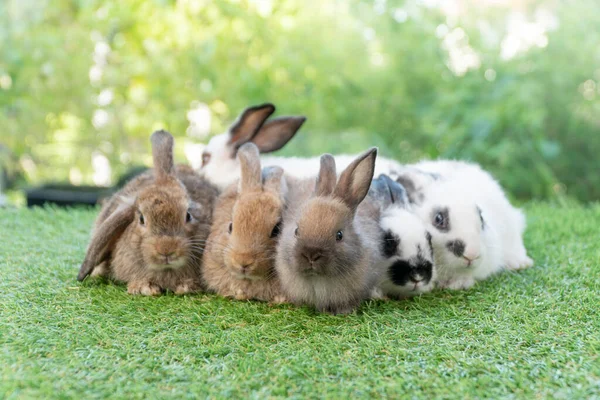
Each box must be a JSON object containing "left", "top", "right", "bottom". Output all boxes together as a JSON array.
[
  {"left": 202, "top": 142, "right": 288, "bottom": 302},
  {"left": 368, "top": 174, "right": 436, "bottom": 299},
  {"left": 200, "top": 103, "right": 404, "bottom": 189},
  {"left": 275, "top": 148, "right": 384, "bottom": 315},
  {"left": 77, "top": 130, "right": 219, "bottom": 295},
  {"left": 397, "top": 160, "right": 533, "bottom": 290}
]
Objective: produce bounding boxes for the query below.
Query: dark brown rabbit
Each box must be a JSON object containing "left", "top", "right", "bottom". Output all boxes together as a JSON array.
[{"left": 77, "top": 130, "right": 219, "bottom": 295}]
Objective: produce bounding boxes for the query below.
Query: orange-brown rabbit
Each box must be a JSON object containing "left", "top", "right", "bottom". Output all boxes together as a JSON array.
[{"left": 202, "top": 143, "right": 287, "bottom": 302}]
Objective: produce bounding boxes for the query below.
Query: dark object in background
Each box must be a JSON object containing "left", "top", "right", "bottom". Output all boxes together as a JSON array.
[{"left": 25, "top": 166, "right": 148, "bottom": 208}]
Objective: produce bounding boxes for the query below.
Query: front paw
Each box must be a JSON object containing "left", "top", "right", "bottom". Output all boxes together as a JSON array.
[
  {"left": 234, "top": 289, "right": 250, "bottom": 301},
  {"left": 271, "top": 295, "right": 288, "bottom": 304},
  {"left": 506, "top": 256, "right": 534, "bottom": 270},
  {"left": 127, "top": 281, "right": 162, "bottom": 296},
  {"left": 174, "top": 281, "right": 200, "bottom": 295},
  {"left": 438, "top": 277, "right": 475, "bottom": 290}
]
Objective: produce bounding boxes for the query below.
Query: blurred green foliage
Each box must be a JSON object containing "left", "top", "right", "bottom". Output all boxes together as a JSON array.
[{"left": 0, "top": 0, "right": 599, "bottom": 201}]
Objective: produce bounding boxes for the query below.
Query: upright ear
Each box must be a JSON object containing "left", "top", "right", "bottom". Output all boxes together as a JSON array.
[
  {"left": 251, "top": 116, "right": 306, "bottom": 153},
  {"left": 262, "top": 166, "right": 287, "bottom": 199},
  {"left": 150, "top": 130, "right": 175, "bottom": 181},
  {"left": 315, "top": 154, "right": 337, "bottom": 197},
  {"left": 380, "top": 174, "right": 410, "bottom": 207},
  {"left": 335, "top": 148, "right": 377, "bottom": 211},
  {"left": 228, "top": 103, "right": 276, "bottom": 148},
  {"left": 77, "top": 203, "right": 135, "bottom": 281},
  {"left": 237, "top": 142, "right": 262, "bottom": 193}
]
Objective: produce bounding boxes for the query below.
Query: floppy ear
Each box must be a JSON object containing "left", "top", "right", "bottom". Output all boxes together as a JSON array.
[
  {"left": 228, "top": 103, "right": 276, "bottom": 148},
  {"left": 368, "top": 175, "right": 393, "bottom": 208},
  {"left": 77, "top": 204, "right": 135, "bottom": 281},
  {"left": 262, "top": 166, "right": 287, "bottom": 199},
  {"left": 237, "top": 142, "right": 262, "bottom": 193},
  {"left": 251, "top": 116, "right": 306, "bottom": 153},
  {"left": 394, "top": 168, "right": 437, "bottom": 205},
  {"left": 380, "top": 174, "right": 410, "bottom": 207},
  {"left": 315, "top": 154, "right": 337, "bottom": 197},
  {"left": 335, "top": 148, "right": 377, "bottom": 211},
  {"left": 150, "top": 130, "right": 175, "bottom": 181}
]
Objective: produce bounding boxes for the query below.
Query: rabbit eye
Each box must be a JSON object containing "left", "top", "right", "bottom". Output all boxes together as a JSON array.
[
  {"left": 270, "top": 220, "right": 282, "bottom": 238},
  {"left": 228, "top": 222, "right": 233, "bottom": 234},
  {"left": 201, "top": 152, "right": 211, "bottom": 168},
  {"left": 186, "top": 211, "right": 192, "bottom": 223},
  {"left": 139, "top": 213, "right": 145, "bottom": 226},
  {"left": 294, "top": 227, "right": 299, "bottom": 237},
  {"left": 336, "top": 230, "right": 343, "bottom": 241},
  {"left": 432, "top": 208, "right": 449, "bottom": 231}
]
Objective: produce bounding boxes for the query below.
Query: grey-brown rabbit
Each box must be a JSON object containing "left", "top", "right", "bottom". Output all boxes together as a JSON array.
[{"left": 77, "top": 130, "right": 219, "bottom": 295}]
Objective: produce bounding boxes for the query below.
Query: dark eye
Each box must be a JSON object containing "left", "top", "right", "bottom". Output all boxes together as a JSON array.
[
  {"left": 201, "top": 152, "right": 211, "bottom": 168},
  {"left": 336, "top": 230, "right": 343, "bottom": 241},
  {"left": 270, "top": 220, "right": 282, "bottom": 238},
  {"left": 228, "top": 222, "right": 233, "bottom": 234},
  {"left": 186, "top": 211, "right": 192, "bottom": 223},
  {"left": 434, "top": 212, "right": 447, "bottom": 229},
  {"left": 139, "top": 213, "right": 145, "bottom": 225},
  {"left": 294, "top": 227, "right": 299, "bottom": 237},
  {"left": 382, "top": 230, "right": 399, "bottom": 258}
]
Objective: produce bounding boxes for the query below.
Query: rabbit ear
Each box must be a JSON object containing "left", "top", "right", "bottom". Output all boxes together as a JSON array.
[
  {"left": 228, "top": 103, "right": 276, "bottom": 149},
  {"left": 77, "top": 203, "right": 135, "bottom": 281},
  {"left": 150, "top": 130, "right": 175, "bottom": 181},
  {"left": 250, "top": 116, "right": 306, "bottom": 153},
  {"left": 315, "top": 154, "right": 337, "bottom": 197},
  {"left": 380, "top": 174, "right": 410, "bottom": 207},
  {"left": 237, "top": 142, "right": 262, "bottom": 193},
  {"left": 335, "top": 148, "right": 377, "bottom": 211},
  {"left": 262, "top": 166, "right": 287, "bottom": 198}
]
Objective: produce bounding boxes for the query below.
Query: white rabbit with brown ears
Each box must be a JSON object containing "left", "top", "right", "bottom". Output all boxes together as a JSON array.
[{"left": 200, "top": 103, "right": 403, "bottom": 190}]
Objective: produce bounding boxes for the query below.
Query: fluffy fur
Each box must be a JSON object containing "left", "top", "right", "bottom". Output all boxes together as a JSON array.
[
  {"left": 202, "top": 143, "right": 287, "bottom": 302},
  {"left": 275, "top": 149, "right": 383, "bottom": 314},
  {"left": 78, "top": 131, "right": 219, "bottom": 295},
  {"left": 200, "top": 103, "right": 403, "bottom": 189},
  {"left": 402, "top": 160, "right": 533, "bottom": 290},
  {"left": 368, "top": 174, "right": 436, "bottom": 298}
]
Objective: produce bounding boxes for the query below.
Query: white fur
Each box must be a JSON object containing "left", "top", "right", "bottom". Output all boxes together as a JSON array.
[
  {"left": 408, "top": 160, "right": 533, "bottom": 290},
  {"left": 201, "top": 132, "right": 403, "bottom": 190},
  {"left": 374, "top": 206, "right": 437, "bottom": 298}
]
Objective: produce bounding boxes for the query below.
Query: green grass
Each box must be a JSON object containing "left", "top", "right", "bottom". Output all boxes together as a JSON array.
[{"left": 1, "top": 203, "right": 599, "bottom": 399}]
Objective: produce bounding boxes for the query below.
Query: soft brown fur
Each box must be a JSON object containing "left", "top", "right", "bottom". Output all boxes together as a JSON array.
[
  {"left": 202, "top": 143, "right": 286, "bottom": 302},
  {"left": 276, "top": 148, "right": 384, "bottom": 314},
  {"left": 77, "top": 131, "right": 219, "bottom": 295}
]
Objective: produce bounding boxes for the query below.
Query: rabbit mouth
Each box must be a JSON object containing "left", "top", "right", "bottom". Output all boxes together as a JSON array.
[{"left": 149, "top": 256, "right": 186, "bottom": 270}]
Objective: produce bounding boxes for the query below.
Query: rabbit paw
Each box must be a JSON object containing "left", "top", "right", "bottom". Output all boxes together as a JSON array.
[
  {"left": 506, "top": 256, "right": 534, "bottom": 271},
  {"left": 128, "top": 281, "right": 162, "bottom": 296},
  {"left": 234, "top": 290, "right": 250, "bottom": 301},
  {"left": 272, "top": 295, "right": 288, "bottom": 304},
  {"left": 174, "top": 282, "right": 198, "bottom": 295},
  {"left": 439, "top": 277, "right": 475, "bottom": 290}
]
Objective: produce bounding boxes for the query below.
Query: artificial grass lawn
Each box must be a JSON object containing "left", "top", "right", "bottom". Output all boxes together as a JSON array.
[{"left": 1, "top": 203, "right": 599, "bottom": 399}]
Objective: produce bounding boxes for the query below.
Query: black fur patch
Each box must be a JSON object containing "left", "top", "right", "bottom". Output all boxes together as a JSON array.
[
  {"left": 446, "top": 240, "right": 465, "bottom": 257},
  {"left": 381, "top": 230, "right": 400, "bottom": 258},
  {"left": 387, "top": 257, "right": 434, "bottom": 286},
  {"left": 477, "top": 206, "right": 485, "bottom": 230}
]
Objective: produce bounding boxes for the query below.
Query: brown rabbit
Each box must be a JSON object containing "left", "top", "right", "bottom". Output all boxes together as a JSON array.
[
  {"left": 77, "top": 130, "right": 219, "bottom": 295},
  {"left": 202, "top": 143, "right": 287, "bottom": 302},
  {"left": 275, "top": 148, "right": 384, "bottom": 314}
]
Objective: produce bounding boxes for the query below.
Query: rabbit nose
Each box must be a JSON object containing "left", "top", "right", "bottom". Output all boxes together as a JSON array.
[
  {"left": 302, "top": 248, "right": 323, "bottom": 264},
  {"left": 159, "top": 251, "right": 176, "bottom": 258},
  {"left": 410, "top": 274, "right": 424, "bottom": 283}
]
